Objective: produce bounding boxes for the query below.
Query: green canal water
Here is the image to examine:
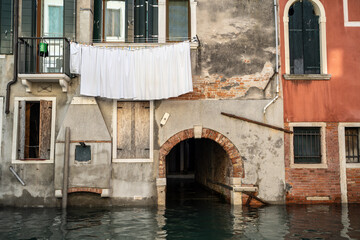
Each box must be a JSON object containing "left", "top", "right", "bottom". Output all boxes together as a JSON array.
[{"left": 1, "top": 179, "right": 360, "bottom": 239}]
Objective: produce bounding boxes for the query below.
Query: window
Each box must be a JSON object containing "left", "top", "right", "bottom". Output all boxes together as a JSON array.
[
  {"left": 93, "top": 0, "right": 158, "bottom": 43},
  {"left": 167, "top": 0, "right": 189, "bottom": 42},
  {"left": 11, "top": 97, "right": 56, "bottom": 163},
  {"left": 289, "top": 0, "right": 320, "bottom": 74},
  {"left": 289, "top": 123, "right": 327, "bottom": 168},
  {"left": 283, "top": 0, "right": 329, "bottom": 77},
  {"left": 345, "top": 127, "right": 360, "bottom": 163},
  {"left": 0, "top": 0, "right": 13, "bottom": 54},
  {"left": 293, "top": 127, "right": 321, "bottom": 164},
  {"left": 113, "top": 101, "right": 154, "bottom": 162},
  {"left": 21, "top": 0, "right": 76, "bottom": 39}
]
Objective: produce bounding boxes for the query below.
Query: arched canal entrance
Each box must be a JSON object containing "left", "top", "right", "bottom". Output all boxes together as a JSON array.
[{"left": 157, "top": 128, "right": 243, "bottom": 205}]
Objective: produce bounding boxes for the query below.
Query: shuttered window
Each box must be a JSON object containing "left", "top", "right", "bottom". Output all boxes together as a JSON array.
[
  {"left": 21, "top": 0, "right": 76, "bottom": 39},
  {"left": 289, "top": 0, "right": 320, "bottom": 74},
  {"left": 0, "top": 0, "right": 13, "bottom": 54},
  {"left": 117, "top": 102, "right": 150, "bottom": 159},
  {"left": 93, "top": 0, "right": 158, "bottom": 43}
]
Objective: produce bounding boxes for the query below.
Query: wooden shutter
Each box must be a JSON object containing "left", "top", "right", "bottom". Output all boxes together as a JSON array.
[
  {"left": 93, "top": 0, "right": 102, "bottom": 42},
  {"left": 117, "top": 102, "right": 150, "bottom": 159},
  {"left": 39, "top": 100, "right": 52, "bottom": 160},
  {"left": 289, "top": 0, "right": 320, "bottom": 74},
  {"left": 18, "top": 101, "right": 26, "bottom": 160},
  {"left": 134, "top": 0, "right": 146, "bottom": 43},
  {"left": 302, "top": 0, "right": 320, "bottom": 74},
  {"left": 21, "top": 0, "right": 36, "bottom": 37},
  {"left": 148, "top": 0, "right": 158, "bottom": 43},
  {"left": 64, "top": 0, "right": 76, "bottom": 40},
  {"left": 0, "top": 0, "right": 13, "bottom": 54},
  {"left": 289, "top": 2, "right": 304, "bottom": 74}
]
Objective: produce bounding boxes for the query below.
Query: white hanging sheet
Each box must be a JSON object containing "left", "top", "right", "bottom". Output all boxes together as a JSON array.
[{"left": 71, "top": 42, "right": 193, "bottom": 100}]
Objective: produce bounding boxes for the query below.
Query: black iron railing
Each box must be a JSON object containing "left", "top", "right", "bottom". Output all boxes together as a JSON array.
[{"left": 18, "top": 37, "right": 70, "bottom": 76}]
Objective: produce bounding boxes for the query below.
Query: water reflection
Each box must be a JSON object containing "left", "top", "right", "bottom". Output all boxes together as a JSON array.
[{"left": 0, "top": 196, "right": 360, "bottom": 239}]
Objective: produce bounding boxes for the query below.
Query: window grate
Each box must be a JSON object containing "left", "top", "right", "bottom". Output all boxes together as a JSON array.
[
  {"left": 345, "top": 127, "right": 360, "bottom": 163},
  {"left": 293, "top": 127, "right": 321, "bottom": 164}
]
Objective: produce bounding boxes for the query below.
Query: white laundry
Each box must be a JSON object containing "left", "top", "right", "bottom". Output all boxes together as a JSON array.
[
  {"left": 70, "top": 42, "right": 82, "bottom": 74},
  {"left": 72, "top": 42, "right": 193, "bottom": 100}
]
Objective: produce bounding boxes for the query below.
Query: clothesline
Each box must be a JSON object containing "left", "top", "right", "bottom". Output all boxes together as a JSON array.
[{"left": 70, "top": 41, "right": 193, "bottom": 100}]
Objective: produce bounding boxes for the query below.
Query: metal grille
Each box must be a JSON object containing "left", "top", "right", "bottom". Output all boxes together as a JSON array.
[
  {"left": 345, "top": 127, "right": 360, "bottom": 163},
  {"left": 18, "top": 37, "right": 70, "bottom": 76},
  {"left": 293, "top": 127, "right": 321, "bottom": 164}
]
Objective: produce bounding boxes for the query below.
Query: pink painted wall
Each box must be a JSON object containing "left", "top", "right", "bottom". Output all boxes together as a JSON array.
[{"left": 281, "top": 0, "right": 360, "bottom": 122}]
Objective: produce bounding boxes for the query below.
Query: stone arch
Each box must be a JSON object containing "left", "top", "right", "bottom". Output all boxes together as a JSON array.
[{"left": 158, "top": 128, "right": 243, "bottom": 179}]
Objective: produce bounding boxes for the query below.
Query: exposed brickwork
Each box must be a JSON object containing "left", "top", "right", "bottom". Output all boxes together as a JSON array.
[
  {"left": 68, "top": 187, "right": 102, "bottom": 195},
  {"left": 346, "top": 168, "right": 360, "bottom": 203},
  {"left": 285, "top": 123, "right": 341, "bottom": 204},
  {"left": 158, "top": 128, "right": 243, "bottom": 178},
  {"left": 170, "top": 62, "right": 274, "bottom": 100}
]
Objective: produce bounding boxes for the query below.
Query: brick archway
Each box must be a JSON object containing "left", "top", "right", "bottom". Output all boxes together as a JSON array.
[{"left": 158, "top": 128, "right": 243, "bottom": 178}]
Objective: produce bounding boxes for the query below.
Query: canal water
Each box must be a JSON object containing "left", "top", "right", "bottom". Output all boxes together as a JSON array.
[{"left": 1, "top": 179, "right": 360, "bottom": 239}]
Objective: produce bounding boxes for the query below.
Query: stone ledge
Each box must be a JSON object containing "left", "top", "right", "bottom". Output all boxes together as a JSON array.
[
  {"left": 233, "top": 186, "right": 258, "bottom": 192},
  {"left": 283, "top": 74, "right": 331, "bottom": 80}
]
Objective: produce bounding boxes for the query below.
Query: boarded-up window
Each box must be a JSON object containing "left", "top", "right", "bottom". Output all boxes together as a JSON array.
[
  {"left": 18, "top": 100, "right": 52, "bottom": 160},
  {"left": 117, "top": 101, "right": 150, "bottom": 159},
  {"left": 289, "top": 0, "right": 320, "bottom": 74}
]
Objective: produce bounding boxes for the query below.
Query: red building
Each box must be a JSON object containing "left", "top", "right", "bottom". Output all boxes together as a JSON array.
[{"left": 280, "top": 0, "right": 360, "bottom": 203}]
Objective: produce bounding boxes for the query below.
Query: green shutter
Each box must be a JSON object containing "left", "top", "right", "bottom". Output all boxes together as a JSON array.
[
  {"left": 289, "top": 0, "right": 320, "bottom": 74},
  {"left": 148, "top": 0, "right": 158, "bottom": 43},
  {"left": 126, "top": 0, "right": 134, "bottom": 42},
  {"left": 93, "top": 0, "right": 102, "bottom": 43},
  {"left": 0, "top": 0, "right": 13, "bottom": 54},
  {"left": 134, "top": 0, "right": 145, "bottom": 43},
  {"left": 21, "top": 0, "right": 36, "bottom": 37},
  {"left": 302, "top": 0, "right": 320, "bottom": 74},
  {"left": 64, "top": 0, "right": 76, "bottom": 40}
]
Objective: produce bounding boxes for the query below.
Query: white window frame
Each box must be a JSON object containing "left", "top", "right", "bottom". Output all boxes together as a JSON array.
[
  {"left": 289, "top": 122, "right": 327, "bottom": 168},
  {"left": 112, "top": 100, "right": 154, "bottom": 163},
  {"left": 343, "top": 0, "right": 360, "bottom": 27},
  {"left": 283, "top": 0, "right": 328, "bottom": 76},
  {"left": 11, "top": 97, "right": 56, "bottom": 164}
]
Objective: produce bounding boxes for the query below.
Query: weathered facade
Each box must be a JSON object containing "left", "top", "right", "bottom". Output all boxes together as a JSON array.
[
  {"left": 0, "top": 0, "right": 285, "bottom": 207},
  {"left": 280, "top": 0, "right": 360, "bottom": 203}
]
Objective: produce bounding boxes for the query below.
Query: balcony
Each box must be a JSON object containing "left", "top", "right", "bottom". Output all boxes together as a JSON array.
[{"left": 18, "top": 37, "right": 71, "bottom": 93}]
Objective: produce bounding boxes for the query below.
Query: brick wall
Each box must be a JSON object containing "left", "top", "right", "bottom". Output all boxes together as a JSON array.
[
  {"left": 285, "top": 123, "right": 341, "bottom": 204},
  {"left": 172, "top": 62, "right": 274, "bottom": 100},
  {"left": 346, "top": 168, "right": 360, "bottom": 203}
]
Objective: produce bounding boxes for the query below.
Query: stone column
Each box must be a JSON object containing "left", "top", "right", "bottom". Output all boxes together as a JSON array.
[
  {"left": 77, "top": 0, "right": 94, "bottom": 43},
  {"left": 156, "top": 178, "right": 167, "bottom": 205}
]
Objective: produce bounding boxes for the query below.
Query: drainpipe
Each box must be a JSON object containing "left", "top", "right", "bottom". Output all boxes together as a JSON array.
[
  {"left": 5, "top": 0, "right": 19, "bottom": 114},
  {"left": 263, "top": 0, "right": 280, "bottom": 115}
]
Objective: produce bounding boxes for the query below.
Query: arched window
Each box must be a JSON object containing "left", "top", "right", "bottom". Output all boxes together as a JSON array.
[
  {"left": 283, "top": 0, "right": 329, "bottom": 78},
  {"left": 289, "top": 0, "right": 320, "bottom": 74}
]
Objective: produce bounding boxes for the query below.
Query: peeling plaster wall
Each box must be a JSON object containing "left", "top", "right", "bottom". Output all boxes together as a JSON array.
[
  {"left": 180, "top": 0, "right": 277, "bottom": 100},
  {"left": 155, "top": 100, "right": 285, "bottom": 204}
]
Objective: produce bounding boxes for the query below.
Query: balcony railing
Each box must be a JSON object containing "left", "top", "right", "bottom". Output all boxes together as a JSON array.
[{"left": 18, "top": 37, "right": 70, "bottom": 76}]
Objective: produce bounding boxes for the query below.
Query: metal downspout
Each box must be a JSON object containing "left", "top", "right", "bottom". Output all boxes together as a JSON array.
[
  {"left": 5, "top": 0, "right": 19, "bottom": 114},
  {"left": 263, "top": 0, "right": 280, "bottom": 114}
]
